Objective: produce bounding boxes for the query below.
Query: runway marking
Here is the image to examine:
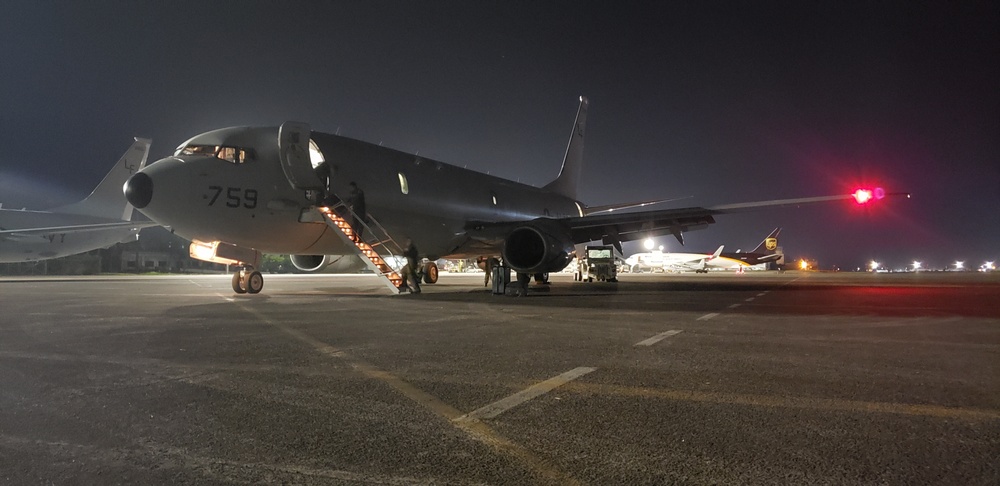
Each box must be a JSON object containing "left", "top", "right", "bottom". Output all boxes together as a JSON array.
[
  {"left": 728, "top": 303, "right": 742, "bottom": 309},
  {"left": 757, "top": 292, "right": 767, "bottom": 297},
  {"left": 745, "top": 297, "right": 755, "bottom": 302},
  {"left": 459, "top": 367, "right": 597, "bottom": 420},
  {"left": 697, "top": 313, "right": 720, "bottom": 321},
  {"left": 231, "top": 302, "right": 580, "bottom": 485},
  {"left": 561, "top": 382, "right": 1000, "bottom": 422},
  {"left": 635, "top": 330, "right": 682, "bottom": 346}
]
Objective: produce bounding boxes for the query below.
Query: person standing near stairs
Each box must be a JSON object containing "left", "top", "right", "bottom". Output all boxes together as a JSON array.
[
  {"left": 347, "top": 181, "right": 367, "bottom": 240},
  {"left": 399, "top": 238, "right": 421, "bottom": 294}
]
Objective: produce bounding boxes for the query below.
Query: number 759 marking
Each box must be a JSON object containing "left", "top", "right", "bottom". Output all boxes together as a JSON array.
[{"left": 208, "top": 186, "right": 258, "bottom": 209}]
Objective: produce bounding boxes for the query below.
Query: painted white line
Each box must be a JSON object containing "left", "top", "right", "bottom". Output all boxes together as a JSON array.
[
  {"left": 459, "top": 367, "right": 597, "bottom": 421},
  {"left": 697, "top": 313, "right": 719, "bottom": 321},
  {"left": 757, "top": 292, "right": 767, "bottom": 297},
  {"left": 745, "top": 297, "right": 755, "bottom": 302},
  {"left": 635, "top": 330, "right": 683, "bottom": 346},
  {"left": 728, "top": 303, "right": 742, "bottom": 309}
]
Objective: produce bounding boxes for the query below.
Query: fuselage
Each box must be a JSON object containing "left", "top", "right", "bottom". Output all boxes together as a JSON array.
[{"left": 127, "top": 126, "right": 582, "bottom": 259}]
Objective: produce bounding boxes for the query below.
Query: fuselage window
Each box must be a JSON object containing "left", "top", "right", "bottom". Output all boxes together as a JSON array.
[
  {"left": 309, "top": 139, "right": 325, "bottom": 169},
  {"left": 177, "top": 145, "right": 252, "bottom": 164},
  {"left": 398, "top": 172, "right": 409, "bottom": 194},
  {"left": 491, "top": 191, "right": 498, "bottom": 206}
]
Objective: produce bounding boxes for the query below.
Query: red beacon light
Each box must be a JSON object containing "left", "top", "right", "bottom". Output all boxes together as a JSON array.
[{"left": 852, "top": 187, "right": 886, "bottom": 204}]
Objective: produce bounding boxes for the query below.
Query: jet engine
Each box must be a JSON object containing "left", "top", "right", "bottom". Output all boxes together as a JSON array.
[
  {"left": 289, "top": 254, "right": 367, "bottom": 273},
  {"left": 290, "top": 255, "right": 328, "bottom": 272},
  {"left": 502, "top": 220, "right": 575, "bottom": 275}
]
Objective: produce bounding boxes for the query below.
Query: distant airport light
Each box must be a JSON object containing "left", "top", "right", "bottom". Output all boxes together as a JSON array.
[
  {"left": 658, "top": 245, "right": 664, "bottom": 251},
  {"left": 984, "top": 261, "right": 995, "bottom": 271},
  {"left": 644, "top": 238, "right": 655, "bottom": 251},
  {"left": 853, "top": 189, "right": 874, "bottom": 204},
  {"left": 912, "top": 261, "right": 921, "bottom": 271},
  {"left": 799, "top": 259, "right": 808, "bottom": 270},
  {"left": 955, "top": 261, "right": 964, "bottom": 270},
  {"left": 870, "top": 261, "right": 880, "bottom": 271}
]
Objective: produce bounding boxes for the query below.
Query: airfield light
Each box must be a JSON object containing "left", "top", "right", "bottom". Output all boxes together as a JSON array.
[
  {"left": 986, "top": 261, "right": 995, "bottom": 271},
  {"left": 644, "top": 238, "right": 655, "bottom": 251},
  {"left": 799, "top": 259, "right": 808, "bottom": 270},
  {"left": 853, "top": 189, "right": 874, "bottom": 204},
  {"left": 870, "top": 261, "right": 880, "bottom": 271},
  {"left": 912, "top": 261, "right": 921, "bottom": 271},
  {"left": 955, "top": 261, "right": 964, "bottom": 270},
  {"left": 658, "top": 245, "right": 664, "bottom": 251}
]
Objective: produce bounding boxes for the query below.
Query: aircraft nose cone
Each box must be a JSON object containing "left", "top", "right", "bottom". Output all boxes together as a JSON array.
[{"left": 124, "top": 172, "right": 153, "bottom": 209}]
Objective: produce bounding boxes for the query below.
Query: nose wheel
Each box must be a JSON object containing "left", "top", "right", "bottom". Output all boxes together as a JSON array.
[{"left": 232, "top": 267, "right": 264, "bottom": 294}]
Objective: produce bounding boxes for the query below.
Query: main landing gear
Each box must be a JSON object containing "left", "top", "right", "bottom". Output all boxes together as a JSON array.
[
  {"left": 422, "top": 261, "right": 439, "bottom": 284},
  {"left": 232, "top": 266, "right": 264, "bottom": 294}
]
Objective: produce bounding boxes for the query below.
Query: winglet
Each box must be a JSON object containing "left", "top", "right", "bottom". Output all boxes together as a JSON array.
[
  {"left": 54, "top": 138, "right": 151, "bottom": 221},
  {"left": 543, "top": 96, "right": 588, "bottom": 200}
]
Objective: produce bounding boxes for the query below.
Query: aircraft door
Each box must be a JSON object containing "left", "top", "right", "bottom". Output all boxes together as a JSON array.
[{"left": 278, "top": 121, "right": 324, "bottom": 190}]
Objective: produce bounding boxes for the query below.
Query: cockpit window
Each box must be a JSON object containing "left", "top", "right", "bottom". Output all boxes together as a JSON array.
[{"left": 175, "top": 144, "right": 253, "bottom": 164}]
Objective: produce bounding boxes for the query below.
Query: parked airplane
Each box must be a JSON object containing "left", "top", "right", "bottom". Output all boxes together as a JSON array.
[
  {"left": 626, "top": 245, "right": 725, "bottom": 273},
  {"left": 627, "top": 227, "right": 783, "bottom": 273},
  {"left": 1, "top": 139, "right": 157, "bottom": 263},
  {"left": 123, "top": 97, "right": 902, "bottom": 294}
]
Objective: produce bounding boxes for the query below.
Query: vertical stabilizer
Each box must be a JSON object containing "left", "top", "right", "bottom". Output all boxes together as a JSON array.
[
  {"left": 751, "top": 227, "right": 781, "bottom": 253},
  {"left": 55, "top": 138, "right": 151, "bottom": 221},
  {"left": 542, "top": 96, "right": 588, "bottom": 200}
]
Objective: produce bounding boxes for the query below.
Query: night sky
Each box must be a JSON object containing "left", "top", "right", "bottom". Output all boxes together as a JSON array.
[{"left": 1, "top": 1, "right": 996, "bottom": 269}]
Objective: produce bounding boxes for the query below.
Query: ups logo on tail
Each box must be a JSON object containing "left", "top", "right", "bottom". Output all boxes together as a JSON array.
[{"left": 765, "top": 238, "right": 778, "bottom": 251}]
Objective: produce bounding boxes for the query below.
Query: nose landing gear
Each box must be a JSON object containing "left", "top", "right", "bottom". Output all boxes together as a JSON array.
[{"left": 232, "top": 266, "right": 264, "bottom": 294}]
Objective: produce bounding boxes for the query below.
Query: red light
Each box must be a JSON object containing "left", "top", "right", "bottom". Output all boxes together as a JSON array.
[{"left": 853, "top": 189, "right": 873, "bottom": 204}]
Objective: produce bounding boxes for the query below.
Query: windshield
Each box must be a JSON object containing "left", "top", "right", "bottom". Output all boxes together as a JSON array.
[{"left": 175, "top": 144, "right": 253, "bottom": 164}]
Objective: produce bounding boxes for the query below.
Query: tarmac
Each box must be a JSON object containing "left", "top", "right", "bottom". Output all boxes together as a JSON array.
[{"left": 1, "top": 270, "right": 998, "bottom": 485}]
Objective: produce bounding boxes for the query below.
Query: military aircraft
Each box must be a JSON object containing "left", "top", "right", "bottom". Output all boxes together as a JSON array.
[
  {"left": 123, "top": 97, "right": 902, "bottom": 294},
  {"left": 1, "top": 139, "right": 157, "bottom": 263}
]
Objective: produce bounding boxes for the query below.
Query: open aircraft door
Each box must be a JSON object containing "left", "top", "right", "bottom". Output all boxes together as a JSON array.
[{"left": 278, "top": 121, "right": 325, "bottom": 190}]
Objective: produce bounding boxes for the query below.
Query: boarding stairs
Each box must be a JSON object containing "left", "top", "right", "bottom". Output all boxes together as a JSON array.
[{"left": 317, "top": 202, "right": 406, "bottom": 292}]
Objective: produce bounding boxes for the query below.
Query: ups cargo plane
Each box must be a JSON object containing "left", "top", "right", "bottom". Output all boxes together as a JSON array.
[{"left": 123, "top": 97, "right": 903, "bottom": 294}]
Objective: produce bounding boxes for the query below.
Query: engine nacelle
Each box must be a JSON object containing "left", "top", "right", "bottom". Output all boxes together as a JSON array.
[
  {"left": 289, "top": 254, "right": 368, "bottom": 273},
  {"left": 290, "top": 254, "right": 328, "bottom": 272},
  {"left": 502, "top": 220, "right": 575, "bottom": 274}
]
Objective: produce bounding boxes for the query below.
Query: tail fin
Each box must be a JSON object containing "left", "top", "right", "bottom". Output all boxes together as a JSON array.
[
  {"left": 542, "top": 96, "right": 588, "bottom": 200},
  {"left": 55, "top": 138, "right": 151, "bottom": 221},
  {"left": 710, "top": 245, "right": 724, "bottom": 259},
  {"left": 750, "top": 227, "right": 781, "bottom": 254}
]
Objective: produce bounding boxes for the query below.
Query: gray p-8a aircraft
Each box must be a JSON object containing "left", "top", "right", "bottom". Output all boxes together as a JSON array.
[{"left": 123, "top": 97, "right": 903, "bottom": 294}]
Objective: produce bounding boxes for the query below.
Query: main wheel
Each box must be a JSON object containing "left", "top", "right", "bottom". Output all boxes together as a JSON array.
[
  {"left": 246, "top": 271, "right": 264, "bottom": 294},
  {"left": 232, "top": 272, "right": 247, "bottom": 294},
  {"left": 422, "top": 262, "right": 439, "bottom": 284}
]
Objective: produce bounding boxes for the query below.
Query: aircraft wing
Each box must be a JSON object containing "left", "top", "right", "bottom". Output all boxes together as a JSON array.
[
  {"left": 0, "top": 220, "right": 159, "bottom": 238},
  {"left": 470, "top": 190, "right": 907, "bottom": 251}
]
